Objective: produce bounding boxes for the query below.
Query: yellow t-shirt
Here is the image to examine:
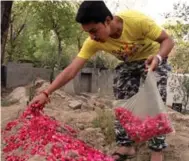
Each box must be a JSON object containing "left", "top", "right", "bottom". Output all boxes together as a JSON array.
[{"left": 77, "top": 10, "right": 162, "bottom": 62}]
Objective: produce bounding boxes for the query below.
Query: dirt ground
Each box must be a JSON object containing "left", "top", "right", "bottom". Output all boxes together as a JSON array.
[{"left": 1, "top": 80, "right": 189, "bottom": 161}]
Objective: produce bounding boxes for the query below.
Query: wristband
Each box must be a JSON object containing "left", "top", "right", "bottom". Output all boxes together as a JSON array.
[
  {"left": 41, "top": 91, "right": 49, "bottom": 98},
  {"left": 156, "top": 54, "right": 163, "bottom": 64}
]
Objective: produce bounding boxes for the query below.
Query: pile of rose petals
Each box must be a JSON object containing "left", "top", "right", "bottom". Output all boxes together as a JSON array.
[
  {"left": 2, "top": 103, "right": 114, "bottom": 161},
  {"left": 115, "top": 107, "right": 173, "bottom": 142}
]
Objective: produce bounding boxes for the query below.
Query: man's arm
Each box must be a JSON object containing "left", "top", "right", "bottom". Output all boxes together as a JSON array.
[
  {"left": 146, "top": 30, "right": 174, "bottom": 71},
  {"left": 45, "top": 57, "right": 87, "bottom": 95},
  {"left": 30, "top": 37, "right": 97, "bottom": 105},
  {"left": 29, "top": 56, "right": 88, "bottom": 105},
  {"left": 138, "top": 12, "right": 175, "bottom": 70},
  {"left": 155, "top": 30, "right": 174, "bottom": 59}
]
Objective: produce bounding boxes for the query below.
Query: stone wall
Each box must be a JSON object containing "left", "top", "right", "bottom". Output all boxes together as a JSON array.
[
  {"left": 5, "top": 63, "right": 51, "bottom": 88},
  {"left": 3, "top": 62, "right": 189, "bottom": 110},
  {"left": 4, "top": 63, "right": 114, "bottom": 97},
  {"left": 6, "top": 63, "right": 34, "bottom": 88}
]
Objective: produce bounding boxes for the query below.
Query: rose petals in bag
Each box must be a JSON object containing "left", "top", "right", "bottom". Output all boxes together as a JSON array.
[
  {"left": 115, "top": 107, "right": 173, "bottom": 142},
  {"left": 114, "top": 71, "right": 173, "bottom": 142}
]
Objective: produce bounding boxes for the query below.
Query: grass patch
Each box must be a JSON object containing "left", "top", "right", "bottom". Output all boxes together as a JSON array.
[
  {"left": 25, "top": 78, "right": 37, "bottom": 104},
  {"left": 92, "top": 107, "right": 115, "bottom": 144},
  {"left": 1, "top": 98, "right": 19, "bottom": 107}
]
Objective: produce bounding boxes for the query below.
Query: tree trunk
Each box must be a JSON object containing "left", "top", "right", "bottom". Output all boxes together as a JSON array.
[
  {"left": 77, "top": 36, "right": 81, "bottom": 51},
  {"left": 183, "top": 95, "right": 189, "bottom": 113},
  {"left": 50, "top": 63, "right": 56, "bottom": 83},
  {"left": 54, "top": 29, "right": 62, "bottom": 70},
  {"left": 8, "top": 19, "right": 25, "bottom": 61},
  {"left": 8, "top": 21, "right": 13, "bottom": 61},
  {"left": 57, "top": 38, "right": 62, "bottom": 69},
  {"left": 53, "top": 25, "right": 64, "bottom": 70},
  {"left": 1, "top": 1, "right": 13, "bottom": 64},
  {"left": 50, "top": 68, "right": 54, "bottom": 83}
]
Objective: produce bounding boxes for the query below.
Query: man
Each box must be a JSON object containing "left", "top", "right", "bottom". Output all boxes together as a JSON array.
[{"left": 31, "top": 1, "right": 174, "bottom": 161}]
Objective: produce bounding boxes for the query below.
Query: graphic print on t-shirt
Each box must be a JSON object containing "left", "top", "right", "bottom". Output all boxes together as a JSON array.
[{"left": 111, "top": 41, "right": 145, "bottom": 61}]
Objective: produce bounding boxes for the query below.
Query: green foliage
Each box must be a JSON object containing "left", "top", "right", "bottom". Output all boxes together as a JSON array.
[
  {"left": 86, "top": 51, "right": 120, "bottom": 69},
  {"left": 165, "top": 2, "right": 189, "bottom": 113},
  {"left": 5, "top": 1, "right": 81, "bottom": 70},
  {"left": 5, "top": 1, "right": 123, "bottom": 70},
  {"left": 164, "top": 2, "right": 189, "bottom": 73},
  {"left": 164, "top": 2, "right": 189, "bottom": 22},
  {"left": 5, "top": 1, "right": 31, "bottom": 61},
  {"left": 1, "top": 98, "right": 19, "bottom": 107},
  {"left": 169, "top": 42, "right": 189, "bottom": 73},
  {"left": 29, "top": 1, "right": 79, "bottom": 43}
]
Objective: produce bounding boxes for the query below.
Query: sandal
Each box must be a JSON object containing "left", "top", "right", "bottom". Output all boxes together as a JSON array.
[{"left": 112, "top": 152, "right": 135, "bottom": 161}]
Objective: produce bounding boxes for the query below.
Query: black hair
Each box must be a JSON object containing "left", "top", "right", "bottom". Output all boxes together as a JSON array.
[{"left": 75, "top": 0, "right": 113, "bottom": 24}]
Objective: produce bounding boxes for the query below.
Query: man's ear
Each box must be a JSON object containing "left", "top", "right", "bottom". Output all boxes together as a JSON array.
[{"left": 105, "top": 16, "right": 112, "bottom": 25}]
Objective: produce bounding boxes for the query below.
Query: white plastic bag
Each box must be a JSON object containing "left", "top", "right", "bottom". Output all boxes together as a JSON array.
[{"left": 114, "top": 71, "right": 173, "bottom": 142}]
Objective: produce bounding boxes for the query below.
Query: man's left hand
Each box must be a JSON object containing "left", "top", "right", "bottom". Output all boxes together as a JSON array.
[{"left": 145, "top": 55, "right": 159, "bottom": 71}]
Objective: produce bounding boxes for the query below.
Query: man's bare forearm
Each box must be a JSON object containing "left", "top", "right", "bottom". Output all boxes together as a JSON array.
[
  {"left": 44, "top": 57, "right": 87, "bottom": 95},
  {"left": 158, "top": 37, "right": 174, "bottom": 58},
  {"left": 156, "top": 30, "right": 175, "bottom": 59},
  {"left": 45, "top": 66, "right": 75, "bottom": 95}
]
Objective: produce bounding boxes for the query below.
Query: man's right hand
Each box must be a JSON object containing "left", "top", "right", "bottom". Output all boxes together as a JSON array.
[{"left": 29, "top": 92, "right": 50, "bottom": 106}]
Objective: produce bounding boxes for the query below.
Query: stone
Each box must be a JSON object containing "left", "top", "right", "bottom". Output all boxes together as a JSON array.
[
  {"left": 5, "top": 87, "right": 28, "bottom": 104},
  {"left": 81, "top": 102, "right": 94, "bottom": 110},
  {"left": 28, "top": 155, "right": 46, "bottom": 161},
  {"left": 54, "top": 90, "right": 66, "bottom": 99},
  {"left": 68, "top": 100, "right": 82, "bottom": 110},
  {"left": 76, "top": 123, "right": 85, "bottom": 130},
  {"left": 77, "top": 95, "right": 88, "bottom": 102}
]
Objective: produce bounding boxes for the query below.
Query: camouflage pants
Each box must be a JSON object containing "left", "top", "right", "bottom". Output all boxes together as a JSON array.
[{"left": 113, "top": 59, "right": 171, "bottom": 151}]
